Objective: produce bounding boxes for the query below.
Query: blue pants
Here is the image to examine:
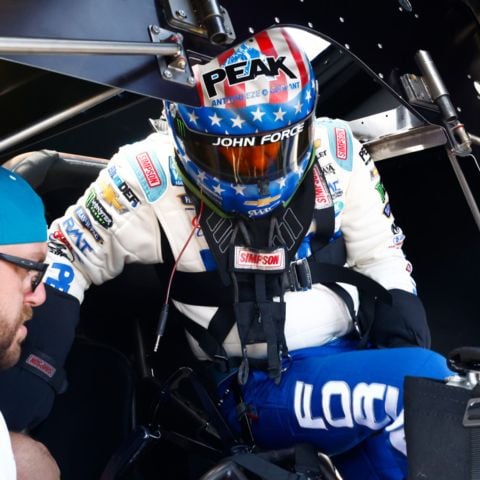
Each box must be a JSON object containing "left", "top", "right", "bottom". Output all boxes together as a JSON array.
[{"left": 219, "top": 340, "right": 452, "bottom": 480}]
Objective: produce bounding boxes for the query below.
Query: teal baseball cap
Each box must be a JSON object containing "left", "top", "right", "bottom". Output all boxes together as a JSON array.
[{"left": 0, "top": 166, "right": 47, "bottom": 245}]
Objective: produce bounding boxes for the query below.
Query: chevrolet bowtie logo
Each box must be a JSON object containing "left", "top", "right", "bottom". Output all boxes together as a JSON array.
[
  {"left": 244, "top": 194, "right": 281, "bottom": 207},
  {"left": 101, "top": 182, "right": 128, "bottom": 214}
]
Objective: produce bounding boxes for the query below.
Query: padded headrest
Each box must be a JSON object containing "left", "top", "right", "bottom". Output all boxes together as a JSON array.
[{"left": 3, "top": 150, "right": 108, "bottom": 193}]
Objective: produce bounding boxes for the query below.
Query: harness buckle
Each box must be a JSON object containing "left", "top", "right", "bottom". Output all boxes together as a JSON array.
[
  {"left": 463, "top": 397, "right": 480, "bottom": 427},
  {"left": 288, "top": 258, "right": 312, "bottom": 291},
  {"left": 213, "top": 354, "right": 230, "bottom": 373}
]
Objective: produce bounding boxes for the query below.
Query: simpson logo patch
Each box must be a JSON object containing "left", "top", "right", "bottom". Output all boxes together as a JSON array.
[
  {"left": 335, "top": 127, "right": 348, "bottom": 160},
  {"left": 313, "top": 165, "right": 333, "bottom": 210},
  {"left": 138, "top": 153, "right": 161, "bottom": 187},
  {"left": 128, "top": 151, "right": 167, "bottom": 203},
  {"left": 234, "top": 246, "right": 286, "bottom": 272}
]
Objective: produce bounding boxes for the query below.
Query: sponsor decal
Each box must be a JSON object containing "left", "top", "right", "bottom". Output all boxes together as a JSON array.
[
  {"left": 85, "top": 190, "right": 113, "bottom": 229},
  {"left": 247, "top": 206, "right": 275, "bottom": 218},
  {"left": 327, "top": 180, "right": 343, "bottom": 200},
  {"left": 314, "top": 136, "right": 327, "bottom": 159},
  {"left": 25, "top": 354, "right": 55, "bottom": 378},
  {"left": 244, "top": 194, "right": 281, "bottom": 208},
  {"left": 137, "top": 152, "right": 161, "bottom": 187},
  {"left": 359, "top": 146, "right": 372, "bottom": 165},
  {"left": 334, "top": 200, "right": 345, "bottom": 217},
  {"left": 383, "top": 203, "right": 391, "bottom": 217},
  {"left": 391, "top": 233, "right": 405, "bottom": 248},
  {"left": 406, "top": 262, "right": 413, "bottom": 273},
  {"left": 321, "top": 163, "right": 336, "bottom": 176},
  {"left": 234, "top": 246, "right": 286, "bottom": 272},
  {"left": 63, "top": 218, "right": 94, "bottom": 254},
  {"left": 335, "top": 128, "right": 348, "bottom": 160},
  {"left": 169, "top": 156, "right": 184, "bottom": 186},
  {"left": 178, "top": 194, "right": 193, "bottom": 205},
  {"left": 202, "top": 55, "right": 297, "bottom": 98},
  {"left": 108, "top": 166, "right": 140, "bottom": 207},
  {"left": 369, "top": 166, "right": 380, "bottom": 181},
  {"left": 45, "top": 262, "right": 74, "bottom": 293},
  {"left": 74, "top": 207, "right": 104, "bottom": 244},
  {"left": 375, "top": 182, "right": 386, "bottom": 203},
  {"left": 100, "top": 182, "right": 128, "bottom": 214},
  {"left": 391, "top": 222, "right": 402, "bottom": 235},
  {"left": 175, "top": 118, "right": 187, "bottom": 137},
  {"left": 48, "top": 230, "right": 75, "bottom": 262},
  {"left": 128, "top": 152, "right": 167, "bottom": 203},
  {"left": 211, "top": 123, "right": 304, "bottom": 147},
  {"left": 313, "top": 165, "right": 333, "bottom": 209}
]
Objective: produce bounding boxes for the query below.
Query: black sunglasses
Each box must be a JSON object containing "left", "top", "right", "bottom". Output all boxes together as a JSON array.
[{"left": 0, "top": 252, "right": 49, "bottom": 293}]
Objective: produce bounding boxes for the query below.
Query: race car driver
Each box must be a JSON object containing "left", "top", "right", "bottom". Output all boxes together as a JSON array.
[{"left": 2, "top": 27, "right": 452, "bottom": 479}]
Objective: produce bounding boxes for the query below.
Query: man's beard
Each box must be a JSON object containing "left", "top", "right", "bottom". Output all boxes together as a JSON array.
[{"left": 0, "top": 306, "right": 32, "bottom": 370}]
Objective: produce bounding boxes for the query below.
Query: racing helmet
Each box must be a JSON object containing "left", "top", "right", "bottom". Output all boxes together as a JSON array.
[{"left": 165, "top": 27, "right": 316, "bottom": 217}]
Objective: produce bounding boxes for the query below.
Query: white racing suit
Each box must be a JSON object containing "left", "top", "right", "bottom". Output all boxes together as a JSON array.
[{"left": 44, "top": 118, "right": 451, "bottom": 479}]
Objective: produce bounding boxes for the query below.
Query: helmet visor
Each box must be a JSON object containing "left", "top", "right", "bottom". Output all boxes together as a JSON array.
[{"left": 175, "top": 116, "right": 313, "bottom": 184}]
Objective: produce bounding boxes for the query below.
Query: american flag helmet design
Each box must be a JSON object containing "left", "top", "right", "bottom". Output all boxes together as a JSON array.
[
  {"left": 176, "top": 27, "right": 315, "bottom": 135},
  {"left": 165, "top": 27, "right": 316, "bottom": 218}
]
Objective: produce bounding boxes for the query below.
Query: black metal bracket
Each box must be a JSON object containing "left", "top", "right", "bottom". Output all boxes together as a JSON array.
[
  {"left": 162, "top": 0, "right": 236, "bottom": 45},
  {"left": 149, "top": 25, "right": 196, "bottom": 87}
]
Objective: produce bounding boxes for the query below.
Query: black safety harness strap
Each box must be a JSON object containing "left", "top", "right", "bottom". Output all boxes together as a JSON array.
[
  {"left": 167, "top": 159, "right": 391, "bottom": 381},
  {"left": 228, "top": 453, "right": 301, "bottom": 480}
]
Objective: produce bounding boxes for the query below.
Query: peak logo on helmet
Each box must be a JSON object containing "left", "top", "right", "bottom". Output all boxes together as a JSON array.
[{"left": 202, "top": 56, "right": 297, "bottom": 98}]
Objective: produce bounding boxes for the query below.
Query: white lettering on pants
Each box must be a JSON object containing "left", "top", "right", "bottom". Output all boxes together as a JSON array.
[{"left": 294, "top": 380, "right": 402, "bottom": 432}]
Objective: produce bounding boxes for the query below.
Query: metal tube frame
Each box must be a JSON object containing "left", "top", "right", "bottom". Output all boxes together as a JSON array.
[
  {"left": 0, "top": 36, "right": 180, "bottom": 56},
  {"left": 0, "top": 88, "right": 123, "bottom": 153}
]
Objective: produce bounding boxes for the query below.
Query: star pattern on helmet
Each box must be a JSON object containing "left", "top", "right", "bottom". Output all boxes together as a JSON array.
[
  {"left": 231, "top": 115, "right": 246, "bottom": 128},
  {"left": 251, "top": 107, "right": 266, "bottom": 122},
  {"left": 232, "top": 184, "right": 246, "bottom": 195},
  {"left": 213, "top": 184, "right": 225, "bottom": 195},
  {"left": 208, "top": 113, "right": 222, "bottom": 126},
  {"left": 273, "top": 108, "right": 286, "bottom": 122},
  {"left": 177, "top": 83, "right": 316, "bottom": 135},
  {"left": 188, "top": 110, "right": 199, "bottom": 125}
]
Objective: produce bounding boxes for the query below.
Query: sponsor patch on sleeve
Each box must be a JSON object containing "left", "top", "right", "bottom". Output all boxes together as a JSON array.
[
  {"left": 85, "top": 189, "right": 113, "bottom": 229},
  {"left": 107, "top": 165, "right": 141, "bottom": 208},
  {"left": 128, "top": 151, "right": 167, "bottom": 203},
  {"left": 74, "top": 207, "right": 104, "bottom": 244},
  {"left": 335, "top": 127, "right": 348, "bottom": 160},
  {"left": 326, "top": 122, "right": 353, "bottom": 171},
  {"left": 45, "top": 262, "right": 75, "bottom": 293},
  {"left": 169, "top": 156, "right": 184, "bottom": 186},
  {"left": 313, "top": 165, "right": 333, "bottom": 209}
]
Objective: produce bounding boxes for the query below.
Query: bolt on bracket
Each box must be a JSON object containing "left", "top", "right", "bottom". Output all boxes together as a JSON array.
[
  {"left": 162, "top": 0, "right": 236, "bottom": 45},
  {"left": 149, "top": 25, "right": 196, "bottom": 87}
]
